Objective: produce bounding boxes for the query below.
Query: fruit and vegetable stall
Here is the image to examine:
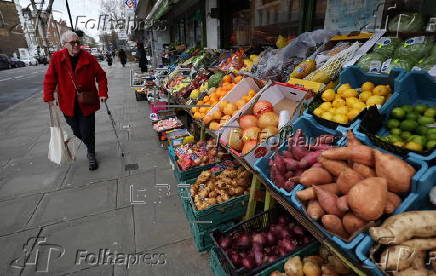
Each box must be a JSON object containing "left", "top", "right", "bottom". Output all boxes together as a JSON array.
[{"left": 134, "top": 28, "right": 435, "bottom": 276}]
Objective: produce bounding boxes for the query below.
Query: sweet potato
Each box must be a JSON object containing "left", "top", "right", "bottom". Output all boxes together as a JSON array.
[
  {"left": 307, "top": 200, "right": 325, "bottom": 220},
  {"left": 284, "top": 158, "right": 299, "bottom": 171},
  {"left": 314, "top": 186, "right": 343, "bottom": 217},
  {"left": 385, "top": 192, "right": 402, "bottom": 214},
  {"left": 317, "top": 157, "right": 349, "bottom": 176},
  {"left": 322, "top": 215, "right": 349, "bottom": 239},
  {"left": 369, "top": 211, "right": 436, "bottom": 244},
  {"left": 347, "top": 177, "right": 387, "bottom": 221},
  {"left": 336, "top": 168, "right": 364, "bottom": 194},
  {"left": 336, "top": 195, "right": 349, "bottom": 213},
  {"left": 401, "top": 238, "right": 436, "bottom": 250},
  {"left": 380, "top": 245, "right": 417, "bottom": 271},
  {"left": 347, "top": 130, "right": 362, "bottom": 146},
  {"left": 291, "top": 146, "right": 309, "bottom": 161},
  {"left": 352, "top": 163, "right": 376, "bottom": 178},
  {"left": 296, "top": 183, "right": 338, "bottom": 201},
  {"left": 342, "top": 213, "right": 366, "bottom": 235},
  {"left": 274, "top": 154, "right": 286, "bottom": 174},
  {"left": 321, "top": 145, "right": 374, "bottom": 167},
  {"left": 299, "top": 151, "right": 323, "bottom": 169},
  {"left": 394, "top": 267, "right": 428, "bottom": 276},
  {"left": 282, "top": 150, "right": 294, "bottom": 159},
  {"left": 374, "top": 150, "right": 416, "bottom": 193},
  {"left": 299, "top": 168, "right": 333, "bottom": 186}
]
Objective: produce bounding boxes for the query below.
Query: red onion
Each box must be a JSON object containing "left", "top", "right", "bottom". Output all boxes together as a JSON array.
[
  {"left": 280, "top": 238, "right": 297, "bottom": 252},
  {"left": 230, "top": 253, "right": 242, "bottom": 267},
  {"left": 254, "top": 249, "right": 264, "bottom": 266},
  {"left": 274, "top": 225, "right": 290, "bottom": 239},
  {"left": 219, "top": 237, "right": 232, "bottom": 249},
  {"left": 277, "top": 215, "right": 290, "bottom": 225},
  {"left": 236, "top": 233, "right": 252, "bottom": 249},
  {"left": 265, "top": 232, "right": 277, "bottom": 246},
  {"left": 278, "top": 247, "right": 287, "bottom": 257},
  {"left": 267, "top": 256, "right": 277, "bottom": 263},
  {"left": 293, "top": 225, "right": 304, "bottom": 236},
  {"left": 242, "top": 256, "right": 256, "bottom": 269},
  {"left": 239, "top": 251, "right": 247, "bottom": 258},
  {"left": 252, "top": 233, "right": 266, "bottom": 245},
  {"left": 252, "top": 242, "right": 263, "bottom": 252}
]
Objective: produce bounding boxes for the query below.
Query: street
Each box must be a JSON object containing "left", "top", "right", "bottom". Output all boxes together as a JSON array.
[{"left": 0, "top": 62, "right": 211, "bottom": 275}]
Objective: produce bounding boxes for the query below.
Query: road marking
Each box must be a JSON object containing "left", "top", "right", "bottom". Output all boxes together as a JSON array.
[
  {"left": 0, "top": 77, "right": 12, "bottom": 82},
  {"left": 14, "top": 75, "right": 25, "bottom": 79}
]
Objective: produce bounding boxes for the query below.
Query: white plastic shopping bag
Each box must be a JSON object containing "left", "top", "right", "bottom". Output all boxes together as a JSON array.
[{"left": 48, "top": 105, "right": 76, "bottom": 164}]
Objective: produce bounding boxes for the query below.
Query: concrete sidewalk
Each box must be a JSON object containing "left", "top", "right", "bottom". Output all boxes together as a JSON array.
[{"left": 0, "top": 63, "right": 212, "bottom": 275}]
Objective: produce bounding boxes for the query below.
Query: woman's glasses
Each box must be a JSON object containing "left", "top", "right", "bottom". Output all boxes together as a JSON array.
[{"left": 66, "top": 40, "right": 81, "bottom": 46}]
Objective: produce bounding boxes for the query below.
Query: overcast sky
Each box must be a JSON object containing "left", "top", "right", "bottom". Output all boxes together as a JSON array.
[{"left": 19, "top": 0, "right": 104, "bottom": 41}]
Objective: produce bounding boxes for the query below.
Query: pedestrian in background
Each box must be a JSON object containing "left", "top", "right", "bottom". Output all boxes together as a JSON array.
[
  {"left": 43, "top": 31, "right": 108, "bottom": 170},
  {"left": 118, "top": 49, "right": 127, "bottom": 67},
  {"left": 137, "top": 42, "right": 148, "bottom": 72}
]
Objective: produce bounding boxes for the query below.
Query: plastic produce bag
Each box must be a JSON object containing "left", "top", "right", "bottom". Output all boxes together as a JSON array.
[
  {"left": 357, "top": 52, "right": 385, "bottom": 72},
  {"left": 251, "top": 29, "right": 336, "bottom": 81},
  {"left": 372, "top": 37, "right": 401, "bottom": 59},
  {"left": 395, "top": 36, "right": 434, "bottom": 64},
  {"left": 385, "top": 58, "right": 414, "bottom": 73},
  {"left": 388, "top": 13, "right": 425, "bottom": 32}
]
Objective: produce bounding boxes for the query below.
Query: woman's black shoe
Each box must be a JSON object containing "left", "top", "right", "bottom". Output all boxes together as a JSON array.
[{"left": 87, "top": 153, "right": 99, "bottom": 171}]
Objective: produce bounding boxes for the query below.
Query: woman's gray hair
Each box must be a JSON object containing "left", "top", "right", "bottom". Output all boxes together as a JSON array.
[{"left": 61, "top": 31, "right": 79, "bottom": 44}]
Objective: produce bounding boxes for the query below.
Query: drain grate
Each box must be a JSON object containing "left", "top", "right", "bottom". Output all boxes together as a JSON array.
[{"left": 125, "top": 163, "right": 139, "bottom": 171}]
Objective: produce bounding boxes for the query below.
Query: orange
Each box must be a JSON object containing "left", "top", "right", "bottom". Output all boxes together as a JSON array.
[
  {"left": 197, "top": 100, "right": 204, "bottom": 105},
  {"left": 212, "top": 110, "right": 222, "bottom": 120},
  {"left": 203, "top": 115, "right": 213, "bottom": 125},
  {"left": 222, "top": 75, "right": 232, "bottom": 83},
  {"left": 223, "top": 103, "right": 237, "bottom": 116},
  {"left": 199, "top": 107, "right": 208, "bottom": 113},
  {"left": 210, "top": 100, "right": 218, "bottom": 106},
  {"left": 193, "top": 112, "right": 201, "bottom": 119},
  {"left": 192, "top": 106, "right": 199, "bottom": 113},
  {"left": 236, "top": 99, "right": 246, "bottom": 109},
  {"left": 203, "top": 96, "right": 210, "bottom": 102},
  {"left": 234, "top": 76, "right": 243, "bottom": 83},
  {"left": 219, "top": 100, "right": 230, "bottom": 111},
  {"left": 242, "top": 95, "right": 251, "bottom": 102},
  {"left": 210, "top": 94, "right": 219, "bottom": 102},
  {"left": 248, "top": 89, "right": 256, "bottom": 96},
  {"left": 209, "top": 121, "right": 221, "bottom": 131}
]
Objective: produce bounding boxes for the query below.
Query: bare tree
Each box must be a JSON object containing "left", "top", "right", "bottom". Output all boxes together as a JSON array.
[
  {"left": 29, "top": 0, "right": 55, "bottom": 56},
  {"left": 99, "top": 0, "right": 126, "bottom": 49}
]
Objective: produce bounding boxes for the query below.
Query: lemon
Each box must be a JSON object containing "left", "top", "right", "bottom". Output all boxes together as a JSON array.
[
  {"left": 333, "top": 114, "right": 348, "bottom": 124},
  {"left": 332, "top": 98, "right": 346, "bottom": 108},
  {"left": 321, "top": 112, "right": 334, "bottom": 121},
  {"left": 352, "top": 102, "right": 366, "bottom": 112},
  {"left": 385, "top": 85, "right": 392, "bottom": 93},
  {"left": 319, "top": 102, "right": 332, "bottom": 110},
  {"left": 336, "top": 106, "right": 348, "bottom": 115},
  {"left": 405, "top": 141, "right": 423, "bottom": 151},
  {"left": 343, "top": 88, "right": 358, "bottom": 98},
  {"left": 337, "top": 83, "right": 351, "bottom": 95},
  {"left": 347, "top": 109, "right": 361, "bottom": 120},
  {"left": 346, "top": 97, "right": 359, "bottom": 107},
  {"left": 359, "top": 91, "right": 372, "bottom": 102},
  {"left": 393, "top": 141, "right": 405, "bottom": 147},
  {"left": 313, "top": 107, "right": 324, "bottom": 117},
  {"left": 361, "top": 82, "right": 375, "bottom": 91},
  {"left": 322, "top": 89, "right": 336, "bottom": 102},
  {"left": 373, "top": 85, "right": 389, "bottom": 96},
  {"left": 366, "top": 95, "right": 385, "bottom": 106},
  {"left": 328, "top": 107, "right": 336, "bottom": 114},
  {"left": 335, "top": 94, "right": 343, "bottom": 100}
]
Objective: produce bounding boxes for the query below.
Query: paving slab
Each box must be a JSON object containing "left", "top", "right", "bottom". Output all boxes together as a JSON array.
[
  {"left": 0, "top": 228, "right": 41, "bottom": 275},
  {"left": 116, "top": 167, "right": 176, "bottom": 208},
  {"left": 124, "top": 239, "right": 212, "bottom": 276},
  {"left": 22, "top": 207, "right": 135, "bottom": 275},
  {"left": 66, "top": 263, "right": 114, "bottom": 275},
  {"left": 0, "top": 194, "right": 42, "bottom": 236},
  {"left": 0, "top": 157, "right": 68, "bottom": 201},
  {"left": 27, "top": 180, "right": 117, "bottom": 228},
  {"left": 133, "top": 194, "right": 191, "bottom": 252}
]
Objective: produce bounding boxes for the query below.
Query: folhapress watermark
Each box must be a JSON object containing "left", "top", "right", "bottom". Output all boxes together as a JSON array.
[{"left": 76, "top": 249, "right": 166, "bottom": 269}]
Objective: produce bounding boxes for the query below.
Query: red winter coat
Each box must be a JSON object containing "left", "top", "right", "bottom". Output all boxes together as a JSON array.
[{"left": 43, "top": 48, "right": 108, "bottom": 117}]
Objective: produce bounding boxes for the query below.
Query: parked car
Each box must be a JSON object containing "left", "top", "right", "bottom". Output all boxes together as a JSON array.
[
  {"left": 0, "top": 54, "right": 12, "bottom": 70},
  {"left": 21, "top": 56, "right": 38, "bottom": 66},
  {"left": 10, "top": 57, "right": 26, "bottom": 68},
  {"left": 90, "top": 48, "right": 104, "bottom": 61}
]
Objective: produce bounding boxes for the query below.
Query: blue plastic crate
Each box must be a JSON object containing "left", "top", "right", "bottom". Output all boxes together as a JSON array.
[
  {"left": 304, "top": 66, "right": 405, "bottom": 132},
  {"left": 356, "top": 71, "right": 436, "bottom": 163},
  {"left": 254, "top": 114, "right": 342, "bottom": 198}
]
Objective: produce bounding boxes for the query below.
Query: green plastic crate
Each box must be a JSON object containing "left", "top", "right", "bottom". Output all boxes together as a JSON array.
[
  {"left": 209, "top": 248, "right": 227, "bottom": 276},
  {"left": 190, "top": 220, "right": 234, "bottom": 253}
]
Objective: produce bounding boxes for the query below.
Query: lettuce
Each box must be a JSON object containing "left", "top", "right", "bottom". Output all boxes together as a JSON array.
[
  {"left": 372, "top": 37, "right": 401, "bottom": 59},
  {"left": 395, "top": 37, "right": 434, "bottom": 64},
  {"left": 357, "top": 52, "right": 385, "bottom": 72}
]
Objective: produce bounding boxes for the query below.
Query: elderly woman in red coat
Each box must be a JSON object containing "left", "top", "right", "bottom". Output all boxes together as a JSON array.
[{"left": 43, "top": 31, "right": 108, "bottom": 170}]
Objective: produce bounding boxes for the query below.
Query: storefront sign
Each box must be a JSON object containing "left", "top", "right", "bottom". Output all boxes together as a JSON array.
[{"left": 324, "top": 0, "right": 384, "bottom": 33}]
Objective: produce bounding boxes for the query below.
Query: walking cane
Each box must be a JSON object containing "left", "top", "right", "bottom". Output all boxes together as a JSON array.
[{"left": 103, "top": 101, "right": 125, "bottom": 157}]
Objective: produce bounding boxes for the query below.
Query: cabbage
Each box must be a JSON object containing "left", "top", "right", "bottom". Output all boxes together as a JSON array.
[
  {"left": 372, "top": 37, "right": 401, "bottom": 59},
  {"left": 356, "top": 52, "right": 385, "bottom": 72},
  {"left": 388, "top": 13, "right": 425, "bottom": 32},
  {"left": 395, "top": 37, "right": 434, "bottom": 64},
  {"left": 386, "top": 58, "right": 414, "bottom": 73}
]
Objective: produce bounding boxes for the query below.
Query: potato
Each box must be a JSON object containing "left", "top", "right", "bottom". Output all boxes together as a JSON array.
[
  {"left": 303, "top": 256, "right": 324, "bottom": 265},
  {"left": 321, "top": 145, "right": 374, "bottom": 167},
  {"left": 411, "top": 250, "right": 426, "bottom": 269},
  {"left": 327, "top": 255, "right": 351, "bottom": 274},
  {"left": 369, "top": 211, "right": 436, "bottom": 244},
  {"left": 352, "top": 163, "right": 376, "bottom": 178},
  {"left": 299, "top": 167, "right": 333, "bottom": 186},
  {"left": 385, "top": 192, "right": 402, "bottom": 214},
  {"left": 284, "top": 256, "right": 303, "bottom": 276},
  {"left": 321, "top": 264, "right": 339, "bottom": 276},
  {"left": 307, "top": 200, "right": 325, "bottom": 220},
  {"left": 374, "top": 150, "right": 415, "bottom": 193},
  {"left": 342, "top": 212, "right": 366, "bottom": 235},
  {"left": 322, "top": 215, "right": 349, "bottom": 239},
  {"left": 347, "top": 177, "right": 387, "bottom": 221},
  {"left": 314, "top": 186, "right": 343, "bottom": 217},
  {"left": 296, "top": 183, "right": 337, "bottom": 201},
  {"left": 270, "top": 272, "right": 285, "bottom": 276},
  {"left": 302, "top": 261, "right": 321, "bottom": 276},
  {"left": 402, "top": 238, "right": 436, "bottom": 250},
  {"left": 380, "top": 245, "right": 418, "bottom": 271},
  {"left": 317, "top": 157, "right": 349, "bottom": 176},
  {"left": 336, "top": 168, "right": 364, "bottom": 194}
]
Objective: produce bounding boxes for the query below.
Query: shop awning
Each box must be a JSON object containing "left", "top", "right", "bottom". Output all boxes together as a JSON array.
[{"left": 145, "top": 0, "right": 171, "bottom": 21}]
